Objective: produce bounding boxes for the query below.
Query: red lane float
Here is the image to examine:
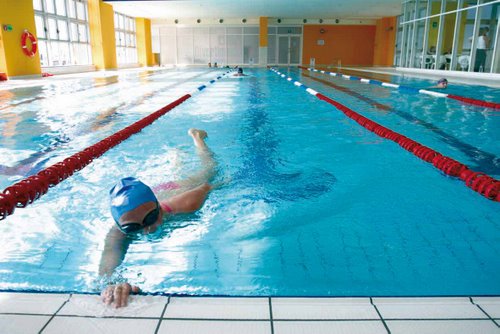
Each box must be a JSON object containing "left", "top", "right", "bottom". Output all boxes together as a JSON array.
[
  {"left": 447, "top": 94, "right": 500, "bottom": 110},
  {"left": 314, "top": 93, "right": 500, "bottom": 202},
  {"left": 0, "top": 94, "right": 191, "bottom": 220}
]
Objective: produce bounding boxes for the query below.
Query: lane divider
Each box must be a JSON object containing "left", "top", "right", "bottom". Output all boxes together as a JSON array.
[
  {"left": 270, "top": 68, "right": 500, "bottom": 202},
  {"left": 299, "top": 66, "right": 500, "bottom": 110},
  {"left": 0, "top": 70, "right": 234, "bottom": 220}
]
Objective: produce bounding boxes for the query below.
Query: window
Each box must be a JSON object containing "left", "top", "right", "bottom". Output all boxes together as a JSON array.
[
  {"left": 115, "top": 12, "right": 137, "bottom": 64},
  {"left": 33, "top": 0, "right": 91, "bottom": 66},
  {"left": 396, "top": 0, "right": 500, "bottom": 73}
]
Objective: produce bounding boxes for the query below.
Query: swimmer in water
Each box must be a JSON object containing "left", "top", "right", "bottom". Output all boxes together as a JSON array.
[{"left": 99, "top": 129, "right": 217, "bottom": 308}]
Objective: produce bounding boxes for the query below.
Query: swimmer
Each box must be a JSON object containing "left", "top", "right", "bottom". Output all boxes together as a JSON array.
[
  {"left": 234, "top": 67, "right": 247, "bottom": 77},
  {"left": 208, "top": 62, "right": 212, "bottom": 68},
  {"left": 99, "top": 129, "right": 217, "bottom": 308},
  {"left": 430, "top": 78, "right": 448, "bottom": 89}
]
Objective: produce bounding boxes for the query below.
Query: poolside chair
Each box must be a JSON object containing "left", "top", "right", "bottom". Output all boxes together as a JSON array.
[{"left": 458, "top": 55, "right": 469, "bottom": 71}]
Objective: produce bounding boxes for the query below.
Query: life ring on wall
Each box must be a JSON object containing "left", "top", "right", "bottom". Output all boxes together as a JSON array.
[{"left": 21, "top": 30, "right": 38, "bottom": 57}]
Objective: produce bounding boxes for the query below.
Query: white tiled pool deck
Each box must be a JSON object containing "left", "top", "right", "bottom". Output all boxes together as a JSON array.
[{"left": 0, "top": 293, "right": 498, "bottom": 334}]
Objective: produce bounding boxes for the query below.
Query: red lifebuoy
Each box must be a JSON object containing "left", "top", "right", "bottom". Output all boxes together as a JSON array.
[{"left": 21, "top": 30, "right": 37, "bottom": 57}]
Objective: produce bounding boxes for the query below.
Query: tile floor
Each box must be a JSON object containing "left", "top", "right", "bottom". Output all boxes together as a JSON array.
[{"left": 0, "top": 292, "right": 498, "bottom": 333}]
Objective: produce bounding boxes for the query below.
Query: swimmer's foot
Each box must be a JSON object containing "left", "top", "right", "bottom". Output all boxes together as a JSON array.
[
  {"left": 188, "top": 128, "right": 209, "bottom": 150},
  {"left": 188, "top": 128, "right": 208, "bottom": 140}
]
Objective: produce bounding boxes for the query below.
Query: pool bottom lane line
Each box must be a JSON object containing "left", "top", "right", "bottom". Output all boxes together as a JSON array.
[{"left": 270, "top": 68, "right": 500, "bottom": 202}]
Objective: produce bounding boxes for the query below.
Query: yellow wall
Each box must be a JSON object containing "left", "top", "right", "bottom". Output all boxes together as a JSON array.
[
  {"left": 259, "top": 17, "right": 268, "bottom": 47},
  {"left": 0, "top": 0, "right": 41, "bottom": 76},
  {"left": 88, "top": 0, "right": 117, "bottom": 70},
  {"left": 136, "top": 18, "right": 154, "bottom": 66},
  {"left": 373, "top": 17, "right": 397, "bottom": 66}
]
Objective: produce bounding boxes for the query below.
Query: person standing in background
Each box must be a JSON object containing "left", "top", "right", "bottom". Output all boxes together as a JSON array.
[{"left": 474, "top": 27, "right": 490, "bottom": 72}]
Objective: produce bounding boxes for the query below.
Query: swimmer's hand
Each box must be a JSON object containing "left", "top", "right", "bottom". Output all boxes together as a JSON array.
[{"left": 101, "top": 282, "right": 140, "bottom": 308}]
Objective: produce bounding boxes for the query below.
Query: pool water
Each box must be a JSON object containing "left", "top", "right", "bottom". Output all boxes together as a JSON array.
[{"left": 0, "top": 67, "right": 498, "bottom": 296}]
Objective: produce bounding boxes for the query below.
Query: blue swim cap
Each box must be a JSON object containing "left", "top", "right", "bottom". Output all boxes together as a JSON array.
[
  {"left": 109, "top": 177, "right": 158, "bottom": 226},
  {"left": 438, "top": 78, "right": 448, "bottom": 84}
]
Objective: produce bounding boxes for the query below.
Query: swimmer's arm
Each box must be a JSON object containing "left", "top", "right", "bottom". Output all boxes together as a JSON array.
[
  {"left": 99, "top": 227, "right": 140, "bottom": 308},
  {"left": 98, "top": 226, "right": 131, "bottom": 277},
  {"left": 161, "top": 183, "right": 212, "bottom": 214}
]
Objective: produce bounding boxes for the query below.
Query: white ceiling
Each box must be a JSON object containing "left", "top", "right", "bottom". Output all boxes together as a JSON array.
[{"left": 106, "top": 0, "right": 402, "bottom": 20}]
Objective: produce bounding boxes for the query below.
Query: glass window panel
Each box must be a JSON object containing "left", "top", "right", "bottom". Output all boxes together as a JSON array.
[
  {"left": 278, "top": 36, "right": 288, "bottom": 64},
  {"left": 417, "top": 0, "right": 429, "bottom": 19},
  {"left": 210, "top": 27, "right": 225, "bottom": 35},
  {"left": 35, "top": 15, "right": 46, "bottom": 39},
  {"left": 414, "top": 20, "right": 426, "bottom": 67},
  {"left": 210, "top": 33, "right": 226, "bottom": 64},
  {"left": 78, "top": 24, "right": 87, "bottom": 42},
  {"left": 70, "top": 22, "right": 78, "bottom": 41},
  {"left": 404, "top": 23, "right": 414, "bottom": 67},
  {"left": 58, "top": 20, "right": 68, "bottom": 40},
  {"left": 115, "top": 31, "right": 120, "bottom": 46},
  {"left": 48, "top": 18, "right": 58, "bottom": 39},
  {"left": 437, "top": 12, "right": 457, "bottom": 69},
  {"left": 289, "top": 36, "right": 300, "bottom": 64},
  {"left": 160, "top": 34, "right": 176, "bottom": 64},
  {"left": 227, "top": 27, "right": 242, "bottom": 34},
  {"left": 44, "top": 0, "right": 55, "bottom": 13},
  {"left": 55, "top": 0, "right": 66, "bottom": 16},
  {"left": 474, "top": 3, "right": 497, "bottom": 71},
  {"left": 194, "top": 33, "right": 210, "bottom": 64},
  {"left": 120, "top": 32, "right": 125, "bottom": 46},
  {"left": 429, "top": 0, "right": 442, "bottom": 15},
  {"left": 243, "top": 27, "right": 259, "bottom": 34},
  {"left": 76, "top": 1, "right": 85, "bottom": 20},
  {"left": 454, "top": 7, "right": 476, "bottom": 70},
  {"left": 68, "top": 0, "right": 76, "bottom": 18},
  {"left": 38, "top": 40, "right": 49, "bottom": 66},
  {"left": 267, "top": 34, "right": 276, "bottom": 64},
  {"left": 33, "top": 0, "right": 43, "bottom": 11},
  {"left": 404, "top": 1, "right": 417, "bottom": 22},
  {"left": 445, "top": 0, "right": 458, "bottom": 12},
  {"left": 268, "top": 27, "right": 276, "bottom": 34},
  {"left": 227, "top": 34, "right": 243, "bottom": 64},
  {"left": 177, "top": 33, "right": 194, "bottom": 64},
  {"left": 243, "top": 34, "right": 259, "bottom": 64},
  {"left": 193, "top": 27, "right": 209, "bottom": 34},
  {"left": 461, "top": 0, "right": 478, "bottom": 9},
  {"left": 177, "top": 27, "right": 193, "bottom": 35}
]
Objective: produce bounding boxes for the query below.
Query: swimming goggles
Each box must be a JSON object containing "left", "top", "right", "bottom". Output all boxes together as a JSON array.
[{"left": 120, "top": 202, "right": 160, "bottom": 233}]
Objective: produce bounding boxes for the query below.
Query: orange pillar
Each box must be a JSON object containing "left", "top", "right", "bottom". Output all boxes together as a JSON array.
[
  {"left": 373, "top": 17, "right": 397, "bottom": 66},
  {"left": 259, "top": 17, "right": 268, "bottom": 66}
]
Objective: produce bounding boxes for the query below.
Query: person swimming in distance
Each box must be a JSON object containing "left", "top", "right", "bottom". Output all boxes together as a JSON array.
[
  {"left": 99, "top": 129, "right": 217, "bottom": 308},
  {"left": 428, "top": 78, "right": 448, "bottom": 89},
  {"left": 234, "top": 67, "right": 247, "bottom": 77}
]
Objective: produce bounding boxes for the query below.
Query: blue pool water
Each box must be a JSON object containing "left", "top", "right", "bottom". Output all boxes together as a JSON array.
[{"left": 0, "top": 67, "right": 499, "bottom": 296}]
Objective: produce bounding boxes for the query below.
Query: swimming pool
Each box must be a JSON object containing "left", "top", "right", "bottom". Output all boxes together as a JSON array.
[{"left": 0, "top": 67, "right": 499, "bottom": 296}]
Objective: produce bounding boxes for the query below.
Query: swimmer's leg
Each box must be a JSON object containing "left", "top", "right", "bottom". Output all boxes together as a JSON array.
[{"left": 178, "top": 129, "right": 218, "bottom": 187}]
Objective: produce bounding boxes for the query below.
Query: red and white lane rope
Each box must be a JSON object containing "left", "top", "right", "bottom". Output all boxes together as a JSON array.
[
  {"left": 271, "top": 68, "right": 499, "bottom": 202},
  {"left": 0, "top": 70, "right": 234, "bottom": 220},
  {"left": 299, "top": 66, "right": 500, "bottom": 110}
]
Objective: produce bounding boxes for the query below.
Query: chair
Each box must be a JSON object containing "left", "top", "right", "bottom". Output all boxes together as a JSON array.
[
  {"left": 458, "top": 55, "right": 469, "bottom": 71},
  {"left": 424, "top": 56, "right": 434, "bottom": 69}
]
